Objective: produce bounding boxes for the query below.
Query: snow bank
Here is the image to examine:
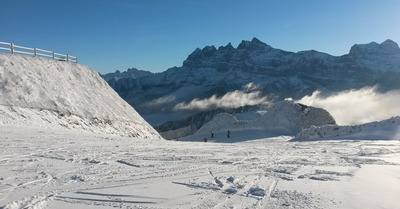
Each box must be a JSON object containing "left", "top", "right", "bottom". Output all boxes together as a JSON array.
[
  {"left": 256, "top": 101, "right": 336, "bottom": 135},
  {"left": 0, "top": 54, "right": 162, "bottom": 139},
  {"left": 197, "top": 113, "right": 251, "bottom": 133},
  {"left": 294, "top": 116, "right": 400, "bottom": 141}
]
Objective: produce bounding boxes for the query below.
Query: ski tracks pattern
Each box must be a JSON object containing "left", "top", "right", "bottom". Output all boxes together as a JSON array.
[{"left": 1, "top": 127, "right": 399, "bottom": 208}]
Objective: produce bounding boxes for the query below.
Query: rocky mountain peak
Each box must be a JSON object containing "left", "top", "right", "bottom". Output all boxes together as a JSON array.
[
  {"left": 218, "top": 42, "right": 234, "bottom": 51},
  {"left": 101, "top": 67, "right": 153, "bottom": 81},
  {"left": 184, "top": 38, "right": 275, "bottom": 67},
  {"left": 349, "top": 39, "right": 400, "bottom": 56},
  {"left": 202, "top": 45, "right": 217, "bottom": 53},
  {"left": 184, "top": 45, "right": 217, "bottom": 65},
  {"left": 186, "top": 48, "right": 202, "bottom": 60},
  {"left": 237, "top": 37, "right": 272, "bottom": 50},
  {"left": 381, "top": 39, "right": 400, "bottom": 50}
]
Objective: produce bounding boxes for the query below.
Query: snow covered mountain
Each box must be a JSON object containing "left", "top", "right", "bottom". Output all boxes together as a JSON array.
[
  {"left": 157, "top": 101, "right": 336, "bottom": 140},
  {"left": 0, "top": 54, "right": 162, "bottom": 139},
  {"left": 155, "top": 105, "right": 260, "bottom": 140},
  {"left": 181, "top": 101, "right": 336, "bottom": 141},
  {"left": 102, "top": 38, "right": 400, "bottom": 125},
  {"left": 101, "top": 67, "right": 153, "bottom": 82}
]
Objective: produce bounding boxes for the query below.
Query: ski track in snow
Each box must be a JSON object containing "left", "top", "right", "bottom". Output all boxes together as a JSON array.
[{"left": 0, "top": 127, "right": 400, "bottom": 209}]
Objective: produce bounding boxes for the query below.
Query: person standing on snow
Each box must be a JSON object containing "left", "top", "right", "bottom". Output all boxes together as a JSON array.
[
  {"left": 227, "top": 130, "right": 230, "bottom": 138},
  {"left": 211, "top": 131, "right": 214, "bottom": 138}
]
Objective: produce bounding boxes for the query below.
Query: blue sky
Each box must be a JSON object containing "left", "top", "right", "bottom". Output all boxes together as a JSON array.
[{"left": 1, "top": 0, "right": 399, "bottom": 74}]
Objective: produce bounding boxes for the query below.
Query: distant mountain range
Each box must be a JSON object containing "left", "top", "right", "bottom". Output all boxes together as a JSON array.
[{"left": 101, "top": 38, "right": 400, "bottom": 125}]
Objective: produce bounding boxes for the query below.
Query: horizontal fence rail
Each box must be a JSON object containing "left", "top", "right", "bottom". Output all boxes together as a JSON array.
[{"left": 0, "top": 41, "right": 78, "bottom": 63}]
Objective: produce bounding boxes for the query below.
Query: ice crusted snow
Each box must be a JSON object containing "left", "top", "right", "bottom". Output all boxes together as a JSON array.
[{"left": 0, "top": 54, "right": 161, "bottom": 139}]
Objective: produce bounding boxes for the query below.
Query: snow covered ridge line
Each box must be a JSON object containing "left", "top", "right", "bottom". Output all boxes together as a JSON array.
[
  {"left": 0, "top": 103, "right": 137, "bottom": 124},
  {"left": 293, "top": 116, "right": 400, "bottom": 141},
  {"left": 0, "top": 41, "right": 78, "bottom": 63}
]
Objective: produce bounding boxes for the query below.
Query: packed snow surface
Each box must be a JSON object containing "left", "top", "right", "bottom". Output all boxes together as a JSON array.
[
  {"left": 295, "top": 116, "right": 400, "bottom": 141},
  {"left": 0, "top": 126, "right": 399, "bottom": 209},
  {"left": 0, "top": 54, "right": 161, "bottom": 139}
]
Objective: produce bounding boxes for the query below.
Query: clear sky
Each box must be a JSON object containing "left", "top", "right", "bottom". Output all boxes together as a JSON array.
[{"left": 1, "top": 0, "right": 399, "bottom": 74}]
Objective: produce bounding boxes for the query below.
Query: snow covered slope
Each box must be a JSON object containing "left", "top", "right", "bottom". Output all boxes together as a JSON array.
[
  {"left": 0, "top": 54, "right": 162, "bottom": 139},
  {"left": 294, "top": 117, "right": 400, "bottom": 141}
]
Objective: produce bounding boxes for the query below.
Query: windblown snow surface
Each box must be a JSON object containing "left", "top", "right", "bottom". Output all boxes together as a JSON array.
[
  {"left": 1, "top": 54, "right": 400, "bottom": 209},
  {"left": 0, "top": 54, "right": 161, "bottom": 139}
]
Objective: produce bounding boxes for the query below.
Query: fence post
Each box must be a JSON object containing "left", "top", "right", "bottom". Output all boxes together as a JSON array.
[{"left": 5, "top": 43, "right": 78, "bottom": 63}]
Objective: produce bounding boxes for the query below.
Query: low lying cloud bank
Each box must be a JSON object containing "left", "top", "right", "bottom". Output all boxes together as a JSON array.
[
  {"left": 174, "top": 84, "right": 269, "bottom": 111},
  {"left": 145, "top": 95, "right": 176, "bottom": 107},
  {"left": 296, "top": 86, "right": 400, "bottom": 125}
]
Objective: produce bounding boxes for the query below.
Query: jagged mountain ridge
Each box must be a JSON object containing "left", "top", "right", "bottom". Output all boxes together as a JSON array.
[
  {"left": 101, "top": 38, "right": 400, "bottom": 125},
  {"left": 101, "top": 67, "right": 153, "bottom": 81}
]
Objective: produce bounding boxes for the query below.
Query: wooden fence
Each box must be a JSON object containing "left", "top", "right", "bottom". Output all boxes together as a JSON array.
[{"left": 0, "top": 41, "right": 78, "bottom": 63}]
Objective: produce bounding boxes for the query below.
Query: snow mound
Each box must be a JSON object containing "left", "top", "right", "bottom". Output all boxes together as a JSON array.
[
  {"left": 294, "top": 116, "right": 400, "bottom": 141},
  {"left": 256, "top": 101, "right": 336, "bottom": 135},
  {"left": 196, "top": 113, "right": 251, "bottom": 134},
  {"left": 192, "top": 101, "right": 335, "bottom": 139},
  {"left": 0, "top": 54, "right": 162, "bottom": 139}
]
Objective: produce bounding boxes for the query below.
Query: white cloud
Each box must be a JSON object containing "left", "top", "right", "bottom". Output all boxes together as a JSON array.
[
  {"left": 145, "top": 95, "right": 176, "bottom": 106},
  {"left": 174, "top": 89, "right": 269, "bottom": 111},
  {"left": 243, "top": 82, "right": 261, "bottom": 92},
  {"left": 296, "top": 86, "right": 400, "bottom": 125}
]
